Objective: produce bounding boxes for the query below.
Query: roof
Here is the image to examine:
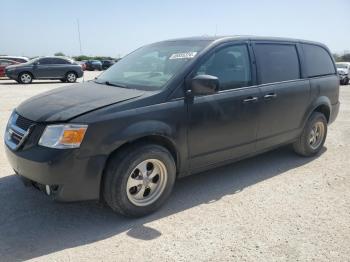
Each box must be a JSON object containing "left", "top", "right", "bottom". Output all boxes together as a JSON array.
[{"left": 162, "top": 35, "right": 326, "bottom": 46}]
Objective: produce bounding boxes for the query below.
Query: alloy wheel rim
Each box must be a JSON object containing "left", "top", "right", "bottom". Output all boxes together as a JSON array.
[
  {"left": 21, "top": 74, "right": 31, "bottom": 83},
  {"left": 67, "top": 73, "right": 76, "bottom": 82},
  {"left": 126, "top": 159, "right": 167, "bottom": 206},
  {"left": 309, "top": 121, "right": 325, "bottom": 150}
]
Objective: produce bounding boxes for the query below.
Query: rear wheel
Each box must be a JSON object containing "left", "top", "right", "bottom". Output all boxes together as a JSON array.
[
  {"left": 293, "top": 112, "right": 327, "bottom": 157},
  {"left": 18, "top": 72, "right": 32, "bottom": 84},
  {"left": 65, "top": 72, "right": 77, "bottom": 83},
  {"left": 103, "top": 144, "right": 176, "bottom": 217}
]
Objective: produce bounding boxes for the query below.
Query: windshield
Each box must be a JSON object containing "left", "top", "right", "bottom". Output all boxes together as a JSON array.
[
  {"left": 336, "top": 63, "right": 348, "bottom": 69},
  {"left": 95, "top": 40, "right": 211, "bottom": 90}
]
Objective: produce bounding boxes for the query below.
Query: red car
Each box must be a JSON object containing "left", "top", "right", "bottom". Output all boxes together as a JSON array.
[{"left": 0, "top": 59, "right": 19, "bottom": 77}]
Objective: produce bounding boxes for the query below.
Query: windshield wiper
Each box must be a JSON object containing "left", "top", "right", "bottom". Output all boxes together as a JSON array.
[{"left": 93, "top": 79, "right": 128, "bottom": 88}]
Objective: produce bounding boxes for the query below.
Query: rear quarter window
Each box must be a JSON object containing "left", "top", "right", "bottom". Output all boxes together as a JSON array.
[{"left": 302, "top": 44, "right": 336, "bottom": 77}]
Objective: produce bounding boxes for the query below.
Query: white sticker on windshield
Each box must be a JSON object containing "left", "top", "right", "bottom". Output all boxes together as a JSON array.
[{"left": 169, "top": 52, "right": 197, "bottom": 60}]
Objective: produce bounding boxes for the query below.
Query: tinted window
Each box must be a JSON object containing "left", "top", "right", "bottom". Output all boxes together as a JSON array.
[
  {"left": 51, "top": 58, "right": 70, "bottom": 64},
  {"left": 195, "top": 44, "right": 252, "bottom": 90},
  {"left": 254, "top": 44, "right": 300, "bottom": 84},
  {"left": 96, "top": 40, "right": 211, "bottom": 90},
  {"left": 303, "top": 44, "right": 336, "bottom": 77},
  {"left": 39, "top": 58, "right": 53, "bottom": 65}
]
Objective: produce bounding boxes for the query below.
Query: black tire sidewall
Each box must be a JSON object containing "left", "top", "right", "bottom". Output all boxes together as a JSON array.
[
  {"left": 301, "top": 113, "right": 327, "bottom": 156},
  {"left": 104, "top": 144, "right": 176, "bottom": 217},
  {"left": 18, "top": 72, "right": 32, "bottom": 84},
  {"left": 66, "top": 72, "right": 77, "bottom": 83}
]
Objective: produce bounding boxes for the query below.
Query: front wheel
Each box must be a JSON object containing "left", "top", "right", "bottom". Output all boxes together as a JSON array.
[
  {"left": 293, "top": 112, "right": 327, "bottom": 157},
  {"left": 344, "top": 77, "right": 349, "bottom": 85},
  {"left": 103, "top": 144, "right": 176, "bottom": 217},
  {"left": 18, "top": 72, "right": 32, "bottom": 84}
]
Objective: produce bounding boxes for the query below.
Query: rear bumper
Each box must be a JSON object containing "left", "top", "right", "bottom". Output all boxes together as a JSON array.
[
  {"left": 5, "top": 144, "right": 106, "bottom": 201},
  {"left": 329, "top": 102, "right": 340, "bottom": 124}
]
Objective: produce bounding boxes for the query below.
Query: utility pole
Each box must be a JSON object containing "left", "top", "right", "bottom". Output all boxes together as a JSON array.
[
  {"left": 77, "top": 19, "right": 83, "bottom": 55},
  {"left": 76, "top": 18, "right": 84, "bottom": 82}
]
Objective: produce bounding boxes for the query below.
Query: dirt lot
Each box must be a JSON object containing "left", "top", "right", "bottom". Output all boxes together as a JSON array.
[{"left": 0, "top": 72, "right": 349, "bottom": 261}]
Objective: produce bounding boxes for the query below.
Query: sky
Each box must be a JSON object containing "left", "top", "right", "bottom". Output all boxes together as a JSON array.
[{"left": 2, "top": 0, "right": 349, "bottom": 58}]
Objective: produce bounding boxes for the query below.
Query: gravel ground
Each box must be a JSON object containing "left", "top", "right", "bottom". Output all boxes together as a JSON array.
[{"left": 0, "top": 73, "right": 349, "bottom": 262}]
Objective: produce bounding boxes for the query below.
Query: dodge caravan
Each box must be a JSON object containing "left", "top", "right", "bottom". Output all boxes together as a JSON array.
[{"left": 5, "top": 36, "right": 340, "bottom": 217}]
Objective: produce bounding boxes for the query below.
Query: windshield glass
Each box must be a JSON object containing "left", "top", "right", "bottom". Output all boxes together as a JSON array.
[
  {"left": 336, "top": 63, "right": 348, "bottom": 69},
  {"left": 95, "top": 40, "right": 211, "bottom": 90}
]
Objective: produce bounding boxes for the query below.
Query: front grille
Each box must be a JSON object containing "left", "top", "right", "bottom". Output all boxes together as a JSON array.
[
  {"left": 5, "top": 112, "right": 36, "bottom": 150},
  {"left": 16, "top": 115, "right": 35, "bottom": 130}
]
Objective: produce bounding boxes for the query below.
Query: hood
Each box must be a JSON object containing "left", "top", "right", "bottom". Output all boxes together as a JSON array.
[{"left": 16, "top": 81, "right": 144, "bottom": 122}]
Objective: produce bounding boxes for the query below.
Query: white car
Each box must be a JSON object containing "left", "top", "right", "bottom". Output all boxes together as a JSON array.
[{"left": 336, "top": 62, "right": 350, "bottom": 85}]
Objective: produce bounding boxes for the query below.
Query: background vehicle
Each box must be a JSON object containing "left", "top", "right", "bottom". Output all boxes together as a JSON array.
[
  {"left": 0, "top": 59, "right": 19, "bottom": 77},
  {"left": 85, "top": 60, "right": 103, "bottom": 71},
  {"left": 336, "top": 62, "right": 350, "bottom": 85},
  {"left": 5, "top": 56, "right": 84, "bottom": 84},
  {"left": 76, "top": 61, "right": 87, "bottom": 71},
  {"left": 0, "top": 56, "right": 29, "bottom": 63},
  {"left": 101, "top": 60, "right": 115, "bottom": 70},
  {"left": 4, "top": 36, "right": 339, "bottom": 217}
]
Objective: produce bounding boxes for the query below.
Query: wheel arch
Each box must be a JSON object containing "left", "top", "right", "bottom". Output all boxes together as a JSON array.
[
  {"left": 99, "top": 133, "right": 180, "bottom": 200},
  {"left": 302, "top": 96, "right": 331, "bottom": 127}
]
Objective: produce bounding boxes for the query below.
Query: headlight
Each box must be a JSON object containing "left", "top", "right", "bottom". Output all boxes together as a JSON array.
[{"left": 38, "top": 124, "right": 88, "bottom": 149}]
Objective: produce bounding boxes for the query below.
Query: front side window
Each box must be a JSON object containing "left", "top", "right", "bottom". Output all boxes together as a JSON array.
[
  {"left": 51, "top": 58, "right": 70, "bottom": 64},
  {"left": 96, "top": 40, "right": 211, "bottom": 91},
  {"left": 254, "top": 44, "right": 300, "bottom": 84},
  {"left": 195, "top": 44, "right": 252, "bottom": 90},
  {"left": 303, "top": 44, "right": 336, "bottom": 77},
  {"left": 39, "top": 58, "right": 53, "bottom": 65}
]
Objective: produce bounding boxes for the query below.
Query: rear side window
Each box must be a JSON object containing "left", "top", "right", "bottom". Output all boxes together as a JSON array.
[
  {"left": 302, "top": 44, "right": 335, "bottom": 77},
  {"left": 254, "top": 44, "right": 300, "bottom": 84}
]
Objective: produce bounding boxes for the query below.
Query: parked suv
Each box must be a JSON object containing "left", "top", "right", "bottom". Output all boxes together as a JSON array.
[
  {"left": 336, "top": 62, "right": 350, "bottom": 85},
  {"left": 5, "top": 56, "right": 84, "bottom": 84},
  {"left": 5, "top": 36, "right": 340, "bottom": 217},
  {"left": 101, "top": 60, "right": 116, "bottom": 70},
  {"left": 85, "top": 60, "right": 102, "bottom": 71}
]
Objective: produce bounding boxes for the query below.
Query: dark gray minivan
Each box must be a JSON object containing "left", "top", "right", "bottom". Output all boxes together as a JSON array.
[{"left": 5, "top": 36, "right": 339, "bottom": 217}]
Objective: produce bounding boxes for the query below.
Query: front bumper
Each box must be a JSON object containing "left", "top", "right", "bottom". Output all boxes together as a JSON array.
[
  {"left": 5, "top": 144, "right": 106, "bottom": 201},
  {"left": 5, "top": 70, "right": 18, "bottom": 80}
]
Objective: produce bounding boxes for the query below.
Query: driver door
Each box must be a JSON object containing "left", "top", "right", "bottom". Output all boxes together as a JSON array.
[{"left": 187, "top": 43, "right": 261, "bottom": 171}]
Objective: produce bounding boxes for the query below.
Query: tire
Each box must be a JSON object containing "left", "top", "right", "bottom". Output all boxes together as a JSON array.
[
  {"left": 65, "top": 72, "right": 77, "bottom": 83},
  {"left": 344, "top": 77, "right": 349, "bottom": 85},
  {"left": 293, "top": 112, "right": 327, "bottom": 157},
  {"left": 103, "top": 144, "right": 176, "bottom": 217},
  {"left": 18, "top": 72, "right": 33, "bottom": 84}
]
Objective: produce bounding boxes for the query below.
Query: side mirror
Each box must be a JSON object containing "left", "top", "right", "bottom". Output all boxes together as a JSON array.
[
  {"left": 33, "top": 61, "right": 38, "bottom": 66},
  {"left": 190, "top": 75, "right": 219, "bottom": 96}
]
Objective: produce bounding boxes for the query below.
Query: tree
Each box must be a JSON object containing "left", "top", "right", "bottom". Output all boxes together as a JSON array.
[{"left": 54, "top": 52, "right": 65, "bottom": 56}]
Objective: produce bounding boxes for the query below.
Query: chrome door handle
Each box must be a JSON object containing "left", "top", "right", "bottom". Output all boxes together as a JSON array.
[
  {"left": 264, "top": 93, "right": 277, "bottom": 100},
  {"left": 242, "top": 96, "right": 258, "bottom": 103}
]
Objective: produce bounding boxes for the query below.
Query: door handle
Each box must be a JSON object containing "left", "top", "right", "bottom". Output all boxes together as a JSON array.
[
  {"left": 263, "top": 93, "right": 277, "bottom": 100},
  {"left": 242, "top": 96, "right": 258, "bottom": 103}
]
